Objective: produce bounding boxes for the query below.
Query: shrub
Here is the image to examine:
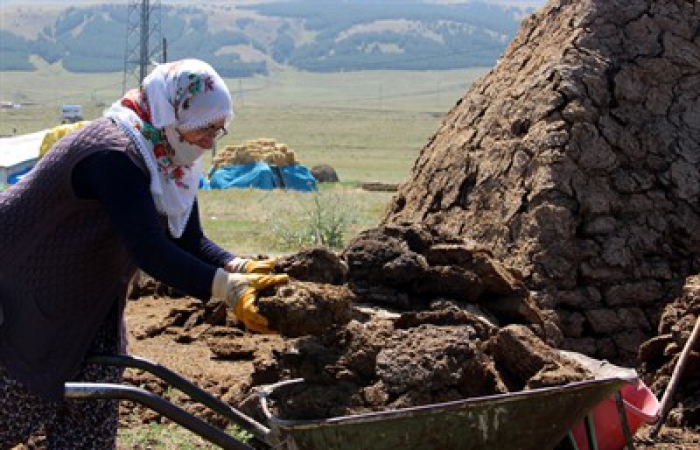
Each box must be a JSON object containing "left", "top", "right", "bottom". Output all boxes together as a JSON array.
[{"left": 266, "top": 190, "right": 359, "bottom": 251}]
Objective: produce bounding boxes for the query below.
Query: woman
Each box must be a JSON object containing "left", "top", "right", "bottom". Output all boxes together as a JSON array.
[{"left": 0, "top": 59, "right": 287, "bottom": 448}]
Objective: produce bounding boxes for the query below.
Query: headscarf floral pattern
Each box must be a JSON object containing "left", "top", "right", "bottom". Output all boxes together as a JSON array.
[
  {"left": 104, "top": 59, "right": 232, "bottom": 237},
  {"left": 122, "top": 88, "right": 190, "bottom": 188}
]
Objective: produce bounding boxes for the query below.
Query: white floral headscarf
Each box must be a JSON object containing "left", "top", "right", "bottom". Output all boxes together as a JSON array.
[{"left": 104, "top": 59, "right": 233, "bottom": 237}]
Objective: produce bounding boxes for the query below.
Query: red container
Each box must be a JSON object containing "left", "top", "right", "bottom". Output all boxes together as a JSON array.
[{"left": 571, "top": 381, "right": 659, "bottom": 450}]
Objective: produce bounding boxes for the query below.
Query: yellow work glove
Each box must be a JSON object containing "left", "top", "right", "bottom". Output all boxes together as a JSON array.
[
  {"left": 212, "top": 269, "right": 289, "bottom": 333},
  {"left": 225, "top": 256, "right": 277, "bottom": 274}
]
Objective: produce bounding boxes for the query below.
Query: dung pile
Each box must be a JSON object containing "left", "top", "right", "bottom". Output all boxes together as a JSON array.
[
  {"left": 639, "top": 274, "right": 700, "bottom": 427},
  {"left": 212, "top": 138, "right": 297, "bottom": 170},
  {"left": 257, "top": 231, "right": 548, "bottom": 338},
  {"left": 232, "top": 225, "right": 590, "bottom": 420},
  {"left": 341, "top": 223, "right": 551, "bottom": 333},
  {"left": 246, "top": 309, "right": 591, "bottom": 420},
  {"left": 125, "top": 227, "right": 592, "bottom": 423},
  {"left": 382, "top": 0, "right": 700, "bottom": 364}
]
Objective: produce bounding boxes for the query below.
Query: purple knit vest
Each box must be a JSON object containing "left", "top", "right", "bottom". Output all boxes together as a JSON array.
[{"left": 0, "top": 118, "right": 139, "bottom": 400}]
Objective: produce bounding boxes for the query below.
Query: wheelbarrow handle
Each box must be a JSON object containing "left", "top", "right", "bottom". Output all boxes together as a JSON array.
[
  {"left": 258, "top": 378, "right": 305, "bottom": 422},
  {"left": 85, "top": 354, "right": 271, "bottom": 443},
  {"left": 86, "top": 354, "right": 270, "bottom": 440},
  {"left": 66, "top": 382, "right": 253, "bottom": 450}
]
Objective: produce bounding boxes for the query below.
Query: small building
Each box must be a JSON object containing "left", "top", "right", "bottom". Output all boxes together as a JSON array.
[{"left": 0, "top": 130, "right": 47, "bottom": 186}]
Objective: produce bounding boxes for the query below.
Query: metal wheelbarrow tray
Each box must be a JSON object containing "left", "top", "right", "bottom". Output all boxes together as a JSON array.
[
  {"left": 259, "top": 378, "right": 628, "bottom": 450},
  {"left": 64, "top": 354, "right": 630, "bottom": 450}
]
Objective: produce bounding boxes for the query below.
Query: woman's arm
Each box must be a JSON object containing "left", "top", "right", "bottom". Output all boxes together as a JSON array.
[
  {"left": 72, "top": 150, "right": 217, "bottom": 300},
  {"left": 172, "top": 200, "right": 235, "bottom": 268}
]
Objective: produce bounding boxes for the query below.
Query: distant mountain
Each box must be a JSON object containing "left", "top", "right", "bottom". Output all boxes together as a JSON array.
[{"left": 0, "top": 0, "right": 542, "bottom": 75}]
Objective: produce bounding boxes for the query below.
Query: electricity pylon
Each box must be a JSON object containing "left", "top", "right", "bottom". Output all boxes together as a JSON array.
[{"left": 122, "top": 0, "right": 163, "bottom": 93}]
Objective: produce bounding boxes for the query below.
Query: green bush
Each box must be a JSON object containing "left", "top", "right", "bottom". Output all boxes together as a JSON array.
[{"left": 266, "top": 190, "right": 359, "bottom": 251}]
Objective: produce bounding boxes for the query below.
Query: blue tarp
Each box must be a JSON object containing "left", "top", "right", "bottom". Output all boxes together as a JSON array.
[
  {"left": 278, "top": 164, "right": 317, "bottom": 191},
  {"left": 208, "top": 162, "right": 317, "bottom": 192},
  {"left": 199, "top": 173, "right": 211, "bottom": 190},
  {"left": 7, "top": 166, "right": 33, "bottom": 185}
]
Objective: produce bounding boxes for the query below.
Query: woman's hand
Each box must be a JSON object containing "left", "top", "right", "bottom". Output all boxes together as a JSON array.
[
  {"left": 224, "top": 257, "right": 277, "bottom": 274},
  {"left": 212, "top": 269, "right": 289, "bottom": 333}
]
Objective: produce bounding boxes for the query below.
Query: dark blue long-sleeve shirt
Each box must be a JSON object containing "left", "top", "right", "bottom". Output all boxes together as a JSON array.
[{"left": 71, "top": 150, "right": 234, "bottom": 300}]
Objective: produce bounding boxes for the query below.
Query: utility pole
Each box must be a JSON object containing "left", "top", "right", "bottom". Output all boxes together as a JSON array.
[{"left": 123, "top": 0, "right": 162, "bottom": 93}]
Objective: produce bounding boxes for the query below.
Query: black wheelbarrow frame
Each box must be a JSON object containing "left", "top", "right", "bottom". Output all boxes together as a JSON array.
[{"left": 65, "top": 354, "right": 638, "bottom": 450}]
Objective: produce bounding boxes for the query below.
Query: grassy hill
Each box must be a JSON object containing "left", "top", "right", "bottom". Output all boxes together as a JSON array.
[{"left": 0, "top": 0, "right": 540, "bottom": 74}]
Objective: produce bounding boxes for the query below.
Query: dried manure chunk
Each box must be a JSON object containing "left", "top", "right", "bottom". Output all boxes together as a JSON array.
[
  {"left": 274, "top": 247, "right": 348, "bottom": 285},
  {"left": 270, "top": 382, "right": 361, "bottom": 421},
  {"left": 257, "top": 281, "right": 355, "bottom": 337},
  {"left": 277, "top": 336, "right": 347, "bottom": 384},
  {"left": 380, "top": 252, "right": 429, "bottom": 286},
  {"left": 416, "top": 265, "right": 485, "bottom": 299},
  {"left": 394, "top": 303, "right": 495, "bottom": 338},
  {"left": 332, "top": 319, "right": 396, "bottom": 380},
  {"left": 491, "top": 325, "right": 591, "bottom": 391},
  {"left": 526, "top": 362, "right": 591, "bottom": 390},
  {"left": 348, "top": 284, "right": 412, "bottom": 309},
  {"left": 376, "top": 326, "right": 477, "bottom": 395},
  {"left": 342, "top": 233, "right": 410, "bottom": 285},
  {"left": 492, "top": 325, "right": 557, "bottom": 384},
  {"left": 207, "top": 338, "right": 256, "bottom": 360},
  {"left": 425, "top": 244, "right": 524, "bottom": 296}
]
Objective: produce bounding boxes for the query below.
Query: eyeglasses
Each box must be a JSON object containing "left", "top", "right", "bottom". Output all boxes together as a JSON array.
[
  {"left": 187, "top": 124, "right": 227, "bottom": 141},
  {"left": 212, "top": 125, "right": 227, "bottom": 140},
  {"left": 204, "top": 124, "right": 227, "bottom": 140}
]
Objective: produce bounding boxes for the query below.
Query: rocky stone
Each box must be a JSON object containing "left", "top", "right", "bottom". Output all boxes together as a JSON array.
[{"left": 310, "top": 164, "right": 339, "bottom": 183}]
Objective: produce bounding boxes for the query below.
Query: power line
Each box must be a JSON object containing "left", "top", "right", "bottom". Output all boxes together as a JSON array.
[{"left": 123, "top": 0, "right": 162, "bottom": 93}]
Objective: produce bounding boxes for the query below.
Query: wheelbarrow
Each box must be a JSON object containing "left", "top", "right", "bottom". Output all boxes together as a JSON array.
[{"left": 64, "top": 354, "right": 641, "bottom": 450}]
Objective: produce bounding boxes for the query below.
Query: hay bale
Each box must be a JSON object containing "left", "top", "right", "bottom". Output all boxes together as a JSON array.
[{"left": 213, "top": 138, "right": 299, "bottom": 169}]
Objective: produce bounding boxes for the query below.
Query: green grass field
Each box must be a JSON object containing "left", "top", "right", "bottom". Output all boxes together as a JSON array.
[{"left": 1, "top": 63, "right": 488, "bottom": 254}]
